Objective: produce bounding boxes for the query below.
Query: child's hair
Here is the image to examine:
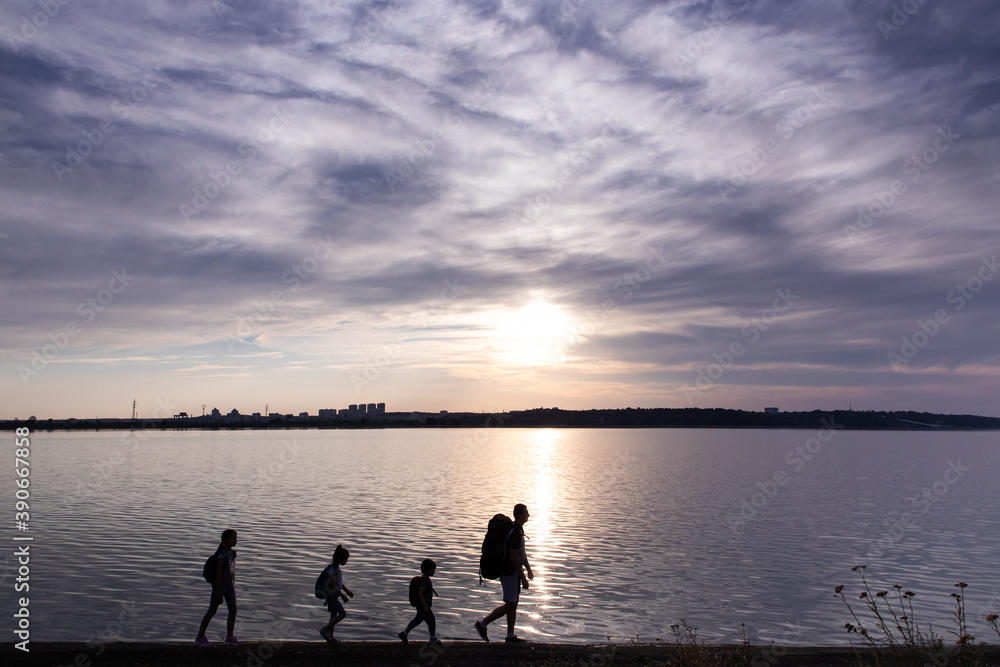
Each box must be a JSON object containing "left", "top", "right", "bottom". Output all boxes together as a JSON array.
[
  {"left": 420, "top": 558, "right": 436, "bottom": 575},
  {"left": 333, "top": 544, "right": 350, "bottom": 564},
  {"left": 214, "top": 529, "right": 237, "bottom": 554}
]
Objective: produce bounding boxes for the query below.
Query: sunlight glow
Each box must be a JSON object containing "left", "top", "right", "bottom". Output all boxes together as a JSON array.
[{"left": 498, "top": 301, "right": 573, "bottom": 366}]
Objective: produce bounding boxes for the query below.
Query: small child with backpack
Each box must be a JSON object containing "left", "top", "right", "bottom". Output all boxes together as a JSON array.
[
  {"left": 398, "top": 559, "right": 441, "bottom": 645},
  {"left": 195, "top": 529, "right": 240, "bottom": 646},
  {"left": 317, "top": 545, "right": 353, "bottom": 644}
]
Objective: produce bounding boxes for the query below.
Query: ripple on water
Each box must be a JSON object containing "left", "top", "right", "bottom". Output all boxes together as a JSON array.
[{"left": 8, "top": 428, "right": 1000, "bottom": 645}]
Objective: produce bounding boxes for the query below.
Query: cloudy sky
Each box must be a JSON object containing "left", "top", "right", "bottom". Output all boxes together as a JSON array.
[{"left": 1, "top": 0, "right": 998, "bottom": 419}]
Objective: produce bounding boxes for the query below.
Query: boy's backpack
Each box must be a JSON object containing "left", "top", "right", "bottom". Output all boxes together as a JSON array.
[
  {"left": 408, "top": 575, "right": 436, "bottom": 607},
  {"left": 314, "top": 564, "right": 335, "bottom": 599},
  {"left": 408, "top": 576, "right": 423, "bottom": 607},
  {"left": 203, "top": 553, "right": 218, "bottom": 583},
  {"left": 479, "top": 513, "right": 514, "bottom": 583}
]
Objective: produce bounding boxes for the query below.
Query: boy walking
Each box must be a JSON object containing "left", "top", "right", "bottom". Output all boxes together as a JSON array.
[
  {"left": 474, "top": 504, "right": 533, "bottom": 643},
  {"left": 399, "top": 559, "right": 441, "bottom": 645}
]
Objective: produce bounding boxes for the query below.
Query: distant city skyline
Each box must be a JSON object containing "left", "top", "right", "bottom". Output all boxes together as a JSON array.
[{"left": 2, "top": 2, "right": 998, "bottom": 419}]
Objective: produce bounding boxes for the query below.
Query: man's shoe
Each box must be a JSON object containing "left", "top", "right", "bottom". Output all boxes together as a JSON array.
[
  {"left": 505, "top": 635, "right": 527, "bottom": 643},
  {"left": 398, "top": 631, "right": 408, "bottom": 645},
  {"left": 474, "top": 621, "right": 489, "bottom": 642}
]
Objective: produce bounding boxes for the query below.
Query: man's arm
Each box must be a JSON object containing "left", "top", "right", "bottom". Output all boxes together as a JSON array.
[{"left": 510, "top": 547, "right": 529, "bottom": 588}]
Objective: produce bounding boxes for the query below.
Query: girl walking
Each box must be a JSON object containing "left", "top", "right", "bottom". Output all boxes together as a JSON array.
[
  {"left": 318, "top": 545, "right": 354, "bottom": 644},
  {"left": 195, "top": 529, "right": 240, "bottom": 645}
]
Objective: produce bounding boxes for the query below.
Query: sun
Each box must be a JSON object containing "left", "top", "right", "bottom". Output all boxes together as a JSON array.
[{"left": 498, "top": 301, "right": 573, "bottom": 365}]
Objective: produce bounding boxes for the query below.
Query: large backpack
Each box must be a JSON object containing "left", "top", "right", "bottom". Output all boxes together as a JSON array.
[
  {"left": 478, "top": 513, "right": 514, "bottom": 583},
  {"left": 314, "top": 564, "right": 336, "bottom": 600}
]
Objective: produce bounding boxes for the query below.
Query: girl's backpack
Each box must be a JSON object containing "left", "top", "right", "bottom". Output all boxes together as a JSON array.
[
  {"left": 314, "top": 564, "right": 335, "bottom": 599},
  {"left": 203, "top": 552, "right": 218, "bottom": 583}
]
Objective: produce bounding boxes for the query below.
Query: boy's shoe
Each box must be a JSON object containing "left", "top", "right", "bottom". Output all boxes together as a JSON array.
[
  {"left": 223, "top": 636, "right": 242, "bottom": 645},
  {"left": 474, "top": 620, "right": 489, "bottom": 642},
  {"left": 320, "top": 628, "right": 333, "bottom": 642},
  {"left": 504, "top": 635, "right": 527, "bottom": 643},
  {"left": 398, "top": 631, "right": 408, "bottom": 645},
  {"left": 194, "top": 636, "right": 211, "bottom": 646}
]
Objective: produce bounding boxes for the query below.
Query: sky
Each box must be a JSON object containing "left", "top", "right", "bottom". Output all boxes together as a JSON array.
[{"left": 1, "top": 0, "right": 998, "bottom": 420}]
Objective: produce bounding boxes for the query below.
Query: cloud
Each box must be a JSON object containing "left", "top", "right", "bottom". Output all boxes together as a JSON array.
[{"left": 1, "top": 0, "right": 998, "bottom": 417}]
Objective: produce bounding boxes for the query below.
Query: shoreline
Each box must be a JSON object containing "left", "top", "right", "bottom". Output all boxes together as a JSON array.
[
  {"left": 5, "top": 641, "right": 999, "bottom": 666},
  {"left": 6, "top": 407, "right": 999, "bottom": 432}
]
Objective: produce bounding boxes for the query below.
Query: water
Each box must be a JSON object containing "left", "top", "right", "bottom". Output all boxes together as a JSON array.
[{"left": 4, "top": 427, "right": 999, "bottom": 646}]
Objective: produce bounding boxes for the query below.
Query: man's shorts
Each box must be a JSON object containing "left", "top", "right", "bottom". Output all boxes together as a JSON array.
[{"left": 500, "top": 573, "right": 520, "bottom": 604}]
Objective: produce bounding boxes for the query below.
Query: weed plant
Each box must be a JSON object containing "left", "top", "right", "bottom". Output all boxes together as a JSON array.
[{"left": 836, "top": 565, "right": 1000, "bottom": 667}]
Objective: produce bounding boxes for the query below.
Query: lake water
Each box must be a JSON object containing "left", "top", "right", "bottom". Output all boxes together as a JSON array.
[{"left": 4, "top": 427, "right": 1000, "bottom": 647}]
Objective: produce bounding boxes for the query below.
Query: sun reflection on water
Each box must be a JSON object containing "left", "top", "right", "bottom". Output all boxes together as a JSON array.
[{"left": 526, "top": 428, "right": 561, "bottom": 605}]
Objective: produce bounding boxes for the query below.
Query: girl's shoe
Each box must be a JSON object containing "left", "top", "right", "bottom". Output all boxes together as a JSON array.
[
  {"left": 398, "top": 631, "right": 408, "bottom": 644},
  {"left": 320, "top": 628, "right": 333, "bottom": 642},
  {"left": 194, "top": 636, "right": 211, "bottom": 646},
  {"left": 223, "top": 636, "right": 242, "bottom": 645}
]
